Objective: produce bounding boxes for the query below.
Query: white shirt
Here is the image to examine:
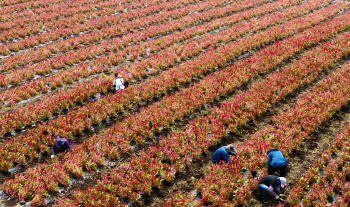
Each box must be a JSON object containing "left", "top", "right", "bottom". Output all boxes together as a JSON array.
[{"left": 113, "top": 78, "right": 125, "bottom": 91}]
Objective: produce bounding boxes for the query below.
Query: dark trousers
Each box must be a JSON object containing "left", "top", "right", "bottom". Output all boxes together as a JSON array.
[{"left": 268, "top": 165, "right": 287, "bottom": 177}]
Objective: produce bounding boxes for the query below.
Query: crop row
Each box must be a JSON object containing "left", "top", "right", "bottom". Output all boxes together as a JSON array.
[
  {"left": 183, "top": 33, "right": 350, "bottom": 206},
  {"left": 0, "top": 0, "right": 234, "bottom": 59},
  {"left": 0, "top": 0, "right": 50, "bottom": 7},
  {"left": 0, "top": 0, "right": 136, "bottom": 21},
  {"left": 0, "top": 0, "right": 207, "bottom": 72},
  {"left": 0, "top": 2, "right": 345, "bottom": 164},
  {"left": 0, "top": 0, "right": 241, "bottom": 79},
  {"left": 165, "top": 60, "right": 350, "bottom": 206},
  {"left": 0, "top": 0, "right": 320, "bottom": 108},
  {"left": 3, "top": 9, "right": 350, "bottom": 205},
  {"left": 0, "top": 0, "right": 192, "bottom": 43},
  {"left": 0, "top": 0, "right": 124, "bottom": 31},
  {"left": 0, "top": 0, "right": 72, "bottom": 16},
  {"left": 0, "top": 0, "right": 161, "bottom": 42},
  {"left": 0, "top": 0, "right": 202, "bottom": 72},
  {"left": 0, "top": 0, "right": 341, "bottom": 152},
  {"left": 286, "top": 111, "right": 350, "bottom": 206},
  {"left": 0, "top": 0, "right": 255, "bottom": 79},
  {"left": 0, "top": 0, "right": 163, "bottom": 32},
  {"left": 0, "top": 0, "right": 196, "bottom": 57},
  {"left": 0, "top": 0, "right": 303, "bottom": 131},
  {"left": 163, "top": 38, "right": 350, "bottom": 206},
  {"left": 55, "top": 21, "right": 350, "bottom": 207}
]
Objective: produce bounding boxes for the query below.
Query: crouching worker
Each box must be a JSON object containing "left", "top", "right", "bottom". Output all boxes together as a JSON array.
[
  {"left": 267, "top": 148, "right": 287, "bottom": 177},
  {"left": 211, "top": 144, "right": 237, "bottom": 164},
  {"left": 258, "top": 175, "right": 286, "bottom": 203},
  {"left": 51, "top": 136, "right": 72, "bottom": 159},
  {"left": 113, "top": 73, "right": 125, "bottom": 91}
]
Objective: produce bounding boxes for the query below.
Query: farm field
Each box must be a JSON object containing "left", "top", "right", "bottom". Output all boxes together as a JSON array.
[{"left": 0, "top": 0, "right": 350, "bottom": 206}]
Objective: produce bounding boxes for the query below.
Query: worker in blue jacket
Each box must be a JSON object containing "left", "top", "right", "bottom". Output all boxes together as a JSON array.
[
  {"left": 267, "top": 148, "right": 287, "bottom": 177},
  {"left": 51, "top": 136, "right": 72, "bottom": 159},
  {"left": 211, "top": 144, "right": 237, "bottom": 164}
]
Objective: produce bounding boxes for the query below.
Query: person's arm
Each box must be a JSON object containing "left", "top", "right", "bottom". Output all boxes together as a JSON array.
[
  {"left": 273, "top": 185, "right": 280, "bottom": 195},
  {"left": 228, "top": 151, "right": 237, "bottom": 156},
  {"left": 267, "top": 153, "right": 271, "bottom": 166},
  {"left": 268, "top": 186, "right": 278, "bottom": 198},
  {"left": 64, "top": 140, "right": 71, "bottom": 152},
  {"left": 51, "top": 143, "right": 56, "bottom": 155},
  {"left": 223, "top": 152, "right": 230, "bottom": 163}
]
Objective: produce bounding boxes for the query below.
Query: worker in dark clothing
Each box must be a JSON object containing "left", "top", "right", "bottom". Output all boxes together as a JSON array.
[
  {"left": 211, "top": 144, "right": 237, "bottom": 164},
  {"left": 51, "top": 136, "right": 72, "bottom": 158},
  {"left": 267, "top": 148, "right": 288, "bottom": 177},
  {"left": 258, "top": 175, "right": 286, "bottom": 203}
]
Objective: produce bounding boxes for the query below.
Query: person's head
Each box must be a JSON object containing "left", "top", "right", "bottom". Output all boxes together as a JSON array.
[
  {"left": 55, "top": 138, "right": 65, "bottom": 146},
  {"left": 226, "top": 144, "right": 236, "bottom": 152},
  {"left": 277, "top": 177, "right": 286, "bottom": 188},
  {"left": 115, "top": 73, "right": 118, "bottom": 78},
  {"left": 118, "top": 74, "right": 122, "bottom": 78}
]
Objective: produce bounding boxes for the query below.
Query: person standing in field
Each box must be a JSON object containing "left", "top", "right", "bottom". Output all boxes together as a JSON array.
[
  {"left": 113, "top": 73, "right": 125, "bottom": 91},
  {"left": 258, "top": 175, "right": 286, "bottom": 203},
  {"left": 266, "top": 148, "right": 288, "bottom": 177},
  {"left": 211, "top": 144, "right": 237, "bottom": 164},
  {"left": 51, "top": 136, "right": 72, "bottom": 159}
]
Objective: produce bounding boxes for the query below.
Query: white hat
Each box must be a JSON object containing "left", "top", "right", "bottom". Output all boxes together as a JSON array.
[{"left": 278, "top": 177, "right": 286, "bottom": 188}]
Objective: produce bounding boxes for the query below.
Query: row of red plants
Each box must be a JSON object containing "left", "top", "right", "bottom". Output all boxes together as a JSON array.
[
  {"left": 0, "top": 0, "right": 229, "bottom": 58},
  {"left": 0, "top": 0, "right": 306, "bottom": 133},
  {"left": 0, "top": 0, "right": 340, "bottom": 145},
  {"left": 0, "top": 0, "right": 71, "bottom": 16},
  {"left": 124, "top": 0, "right": 334, "bottom": 79},
  {"left": 0, "top": 0, "right": 315, "bottom": 107},
  {"left": 0, "top": 0, "right": 48, "bottom": 7},
  {"left": 0, "top": 0, "right": 256, "bottom": 81},
  {"left": 0, "top": 0, "right": 186, "bottom": 43},
  {"left": 0, "top": 0, "right": 194, "bottom": 57},
  {"left": 0, "top": 0, "right": 238, "bottom": 81},
  {"left": 0, "top": 0, "right": 200, "bottom": 70},
  {"left": 0, "top": 0, "right": 153, "bottom": 44},
  {"left": 3, "top": 9, "right": 349, "bottom": 204},
  {"left": 0, "top": 0, "right": 140, "bottom": 23},
  {"left": 287, "top": 115, "right": 350, "bottom": 206},
  {"left": 55, "top": 22, "right": 350, "bottom": 207},
  {"left": 185, "top": 37, "right": 349, "bottom": 207},
  {"left": 0, "top": 0, "right": 156, "bottom": 32},
  {"left": 0, "top": 1, "right": 345, "bottom": 161},
  {"left": 164, "top": 32, "right": 350, "bottom": 207}
]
